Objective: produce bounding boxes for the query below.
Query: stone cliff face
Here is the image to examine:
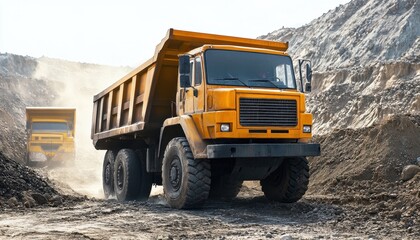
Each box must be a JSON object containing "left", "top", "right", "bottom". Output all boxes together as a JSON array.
[
  {"left": 260, "top": 0, "right": 420, "bottom": 134},
  {"left": 260, "top": 0, "right": 419, "bottom": 70}
]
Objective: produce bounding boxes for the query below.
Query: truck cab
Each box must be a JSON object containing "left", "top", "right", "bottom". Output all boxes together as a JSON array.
[
  {"left": 177, "top": 45, "right": 313, "bottom": 141},
  {"left": 26, "top": 108, "right": 76, "bottom": 166}
]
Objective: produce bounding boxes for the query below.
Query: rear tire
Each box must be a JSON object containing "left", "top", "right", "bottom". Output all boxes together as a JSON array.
[
  {"left": 260, "top": 157, "right": 309, "bottom": 203},
  {"left": 102, "top": 150, "right": 117, "bottom": 199},
  {"left": 162, "top": 137, "right": 211, "bottom": 209},
  {"left": 209, "top": 175, "right": 243, "bottom": 200},
  {"left": 114, "top": 149, "right": 152, "bottom": 201}
]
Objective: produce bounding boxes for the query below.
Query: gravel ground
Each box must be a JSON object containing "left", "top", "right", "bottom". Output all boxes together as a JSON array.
[{"left": 0, "top": 194, "right": 413, "bottom": 240}]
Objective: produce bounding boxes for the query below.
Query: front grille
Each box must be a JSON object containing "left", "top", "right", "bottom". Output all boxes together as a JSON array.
[
  {"left": 41, "top": 137, "right": 61, "bottom": 140},
  {"left": 239, "top": 98, "right": 297, "bottom": 126},
  {"left": 41, "top": 144, "right": 61, "bottom": 152}
]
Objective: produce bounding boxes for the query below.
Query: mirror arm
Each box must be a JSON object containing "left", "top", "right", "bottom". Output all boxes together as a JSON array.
[{"left": 298, "top": 60, "right": 304, "bottom": 93}]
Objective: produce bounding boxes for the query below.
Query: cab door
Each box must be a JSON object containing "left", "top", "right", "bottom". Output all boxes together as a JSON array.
[
  {"left": 182, "top": 56, "right": 204, "bottom": 114},
  {"left": 183, "top": 60, "right": 195, "bottom": 114},
  {"left": 193, "top": 56, "right": 205, "bottom": 113}
]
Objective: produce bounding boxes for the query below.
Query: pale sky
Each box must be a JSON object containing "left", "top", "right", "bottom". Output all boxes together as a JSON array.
[{"left": 0, "top": 0, "right": 350, "bottom": 67}]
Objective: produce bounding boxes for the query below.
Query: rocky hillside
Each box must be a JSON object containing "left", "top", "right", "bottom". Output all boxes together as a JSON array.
[
  {"left": 260, "top": 0, "right": 419, "bottom": 70},
  {"left": 0, "top": 53, "right": 131, "bottom": 162},
  {"left": 0, "top": 54, "right": 56, "bottom": 162},
  {"left": 260, "top": 0, "right": 420, "bottom": 134}
]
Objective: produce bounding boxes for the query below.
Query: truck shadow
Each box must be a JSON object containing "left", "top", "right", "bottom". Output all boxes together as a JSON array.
[{"left": 145, "top": 194, "right": 343, "bottom": 226}]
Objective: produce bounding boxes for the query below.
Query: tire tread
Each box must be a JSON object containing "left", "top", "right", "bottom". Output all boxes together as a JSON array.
[
  {"left": 261, "top": 157, "right": 309, "bottom": 203},
  {"left": 163, "top": 137, "right": 211, "bottom": 209}
]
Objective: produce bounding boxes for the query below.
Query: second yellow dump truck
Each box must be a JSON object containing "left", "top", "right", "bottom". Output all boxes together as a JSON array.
[
  {"left": 91, "top": 29, "right": 320, "bottom": 209},
  {"left": 26, "top": 107, "right": 76, "bottom": 167}
]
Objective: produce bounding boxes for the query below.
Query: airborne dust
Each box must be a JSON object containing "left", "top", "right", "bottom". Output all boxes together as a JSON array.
[{"left": 32, "top": 58, "right": 132, "bottom": 198}]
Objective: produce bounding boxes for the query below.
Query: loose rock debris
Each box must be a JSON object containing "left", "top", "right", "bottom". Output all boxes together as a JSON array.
[{"left": 0, "top": 151, "right": 80, "bottom": 209}]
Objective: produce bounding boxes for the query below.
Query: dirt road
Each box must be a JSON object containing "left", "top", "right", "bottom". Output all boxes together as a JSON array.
[{"left": 0, "top": 188, "right": 416, "bottom": 240}]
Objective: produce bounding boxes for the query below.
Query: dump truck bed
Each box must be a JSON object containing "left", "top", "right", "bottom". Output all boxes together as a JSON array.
[{"left": 91, "top": 29, "right": 288, "bottom": 149}]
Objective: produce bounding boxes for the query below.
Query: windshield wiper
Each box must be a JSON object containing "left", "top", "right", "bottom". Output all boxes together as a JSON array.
[
  {"left": 213, "top": 77, "right": 250, "bottom": 87},
  {"left": 248, "top": 79, "right": 283, "bottom": 90}
]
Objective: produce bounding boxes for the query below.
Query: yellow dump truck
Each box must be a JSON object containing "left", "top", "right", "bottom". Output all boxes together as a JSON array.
[
  {"left": 91, "top": 29, "right": 320, "bottom": 209},
  {"left": 26, "top": 107, "right": 76, "bottom": 166}
]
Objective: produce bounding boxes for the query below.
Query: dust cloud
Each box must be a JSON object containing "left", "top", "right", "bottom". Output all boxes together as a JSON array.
[{"left": 32, "top": 57, "right": 132, "bottom": 198}]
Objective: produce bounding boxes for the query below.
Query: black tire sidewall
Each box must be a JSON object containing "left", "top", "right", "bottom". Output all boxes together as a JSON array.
[
  {"left": 102, "top": 150, "right": 116, "bottom": 199},
  {"left": 113, "top": 149, "right": 141, "bottom": 201},
  {"left": 162, "top": 137, "right": 211, "bottom": 209},
  {"left": 162, "top": 141, "right": 189, "bottom": 206}
]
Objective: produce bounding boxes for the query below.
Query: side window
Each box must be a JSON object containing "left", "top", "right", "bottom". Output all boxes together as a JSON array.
[
  {"left": 285, "top": 65, "right": 293, "bottom": 86},
  {"left": 276, "top": 64, "right": 286, "bottom": 85},
  {"left": 194, "top": 57, "right": 202, "bottom": 86},
  {"left": 276, "top": 64, "right": 295, "bottom": 88},
  {"left": 189, "top": 61, "right": 193, "bottom": 85}
]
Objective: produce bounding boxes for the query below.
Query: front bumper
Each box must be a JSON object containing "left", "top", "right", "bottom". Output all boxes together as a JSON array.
[
  {"left": 28, "top": 151, "right": 75, "bottom": 162},
  {"left": 207, "top": 143, "right": 320, "bottom": 159}
]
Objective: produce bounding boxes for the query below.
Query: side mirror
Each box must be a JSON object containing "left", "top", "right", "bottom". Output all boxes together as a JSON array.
[
  {"left": 298, "top": 59, "right": 313, "bottom": 93},
  {"left": 305, "top": 82, "right": 312, "bottom": 92},
  {"left": 179, "top": 55, "right": 191, "bottom": 88},
  {"left": 179, "top": 55, "right": 190, "bottom": 75},
  {"left": 180, "top": 75, "right": 191, "bottom": 88},
  {"left": 26, "top": 122, "right": 31, "bottom": 135},
  {"left": 306, "top": 63, "right": 312, "bottom": 82}
]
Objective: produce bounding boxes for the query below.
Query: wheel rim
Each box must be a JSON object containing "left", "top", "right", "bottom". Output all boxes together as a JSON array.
[
  {"left": 169, "top": 156, "right": 182, "bottom": 191},
  {"left": 116, "top": 162, "right": 124, "bottom": 190}
]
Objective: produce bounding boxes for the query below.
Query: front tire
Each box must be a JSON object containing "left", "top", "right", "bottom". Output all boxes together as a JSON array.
[
  {"left": 260, "top": 157, "right": 309, "bottom": 203},
  {"left": 162, "top": 137, "right": 211, "bottom": 209},
  {"left": 114, "top": 149, "right": 152, "bottom": 201}
]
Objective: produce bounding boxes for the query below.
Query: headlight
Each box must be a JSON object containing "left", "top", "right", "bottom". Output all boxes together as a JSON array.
[
  {"left": 220, "top": 123, "right": 231, "bottom": 132},
  {"left": 303, "top": 125, "right": 311, "bottom": 133}
]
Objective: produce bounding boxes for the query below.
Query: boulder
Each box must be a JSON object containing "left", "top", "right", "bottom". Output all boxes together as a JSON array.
[
  {"left": 7, "top": 197, "right": 19, "bottom": 207},
  {"left": 401, "top": 165, "right": 420, "bottom": 181},
  {"left": 22, "top": 191, "right": 37, "bottom": 208},
  {"left": 279, "top": 234, "right": 293, "bottom": 240},
  {"left": 23, "top": 196, "right": 36, "bottom": 208},
  {"left": 31, "top": 192, "right": 48, "bottom": 205},
  {"left": 49, "top": 195, "right": 63, "bottom": 207}
]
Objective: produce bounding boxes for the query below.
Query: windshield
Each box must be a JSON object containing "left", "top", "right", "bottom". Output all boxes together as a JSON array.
[
  {"left": 204, "top": 49, "right": 296, "bottom": 89},
  {"left": 32, "top": 122, "right": 69, "bottom": 132}
]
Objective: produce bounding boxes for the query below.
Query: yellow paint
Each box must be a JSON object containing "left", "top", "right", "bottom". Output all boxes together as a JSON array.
[
  {"left": 179, "top": 44, "right": 313, "bottom": 143},
  {"left": 162, "top": 116, "right": 207, "bottom": 158},
  {"left": 26, "top": 108, "right": 76, "bottom": 163},
  {"left": 92, "top": 29, "right": 315, "bottom": 158}
]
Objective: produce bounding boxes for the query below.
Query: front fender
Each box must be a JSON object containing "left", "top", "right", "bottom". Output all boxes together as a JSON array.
[{"left": 159, "top": 116, "right": 207, "bottom": 159}]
